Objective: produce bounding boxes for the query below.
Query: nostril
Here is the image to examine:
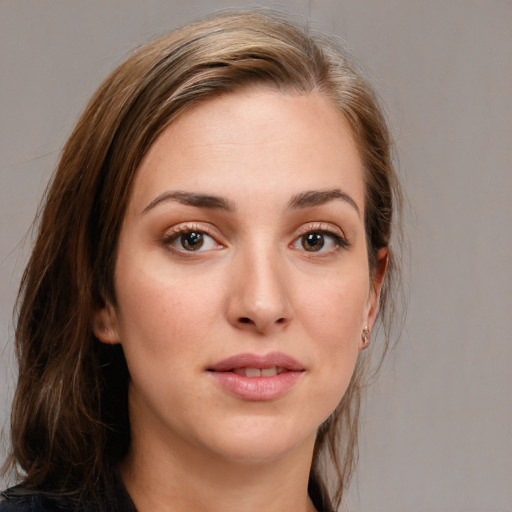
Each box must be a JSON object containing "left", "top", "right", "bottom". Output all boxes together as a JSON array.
[{"left": 234, "top": 315, "right": 289, "bottom": 331}]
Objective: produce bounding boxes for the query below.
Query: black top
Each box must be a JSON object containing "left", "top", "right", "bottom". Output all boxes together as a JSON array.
[
  {"left": 0, "top": 490, "right": 77, "bottom": 512},
  {"left": 0, "top": 474, "right": 136, "bottom": 512},
  {"left": 0, "top": 490, "right": 136, "bottom": 512}
]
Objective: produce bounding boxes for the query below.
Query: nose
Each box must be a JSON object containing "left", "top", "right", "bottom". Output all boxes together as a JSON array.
[{"left": 226, "top": 247, "right": 293, "bottom": 335}]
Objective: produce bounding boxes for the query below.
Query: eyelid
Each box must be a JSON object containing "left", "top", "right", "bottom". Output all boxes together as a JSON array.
[
  {"left": 290, "top": 222, "right": 351, "bottom": 253},
  {"left": 293, "top": 222, "right": 346, "bottom": 240},
  {"left": 161, "top": 222, "right": 225, "bottom": 253}
]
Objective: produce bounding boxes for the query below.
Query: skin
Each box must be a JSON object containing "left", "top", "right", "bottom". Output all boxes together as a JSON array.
[{"left": 94, "top": 88, "right": 385, "bottom": 512}]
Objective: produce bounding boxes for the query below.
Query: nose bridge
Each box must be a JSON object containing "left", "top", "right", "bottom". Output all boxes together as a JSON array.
[{"left": 227, "top": 235, "right": 292, "bottom": 333}]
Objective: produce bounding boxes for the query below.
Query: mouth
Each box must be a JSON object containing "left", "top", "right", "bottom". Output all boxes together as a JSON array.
[
  {"left": 207, "top": 351, "right": 305, "bottom": 374},
  {"left": 230, "top": 366, "right": 287, "bottom": 377},
  {"left": 207, "top": 352, "right": 305, "bottom": 401}
]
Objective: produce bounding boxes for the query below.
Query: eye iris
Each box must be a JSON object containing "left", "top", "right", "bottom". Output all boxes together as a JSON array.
[
  {"left": 181, "top": 232, "right": 204, "bottom": 250},
  {"left": 302, "top": 232, "right": 324, "bottom": 252}
]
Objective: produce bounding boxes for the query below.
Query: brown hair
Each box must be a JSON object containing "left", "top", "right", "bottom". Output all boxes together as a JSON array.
[{"left": 4, "top": 10, "right": 402, "bottom": 511}]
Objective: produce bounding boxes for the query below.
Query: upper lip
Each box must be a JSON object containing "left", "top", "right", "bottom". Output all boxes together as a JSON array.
[{"left": 208, "top": 352, "right": 305, "bottom": 372}]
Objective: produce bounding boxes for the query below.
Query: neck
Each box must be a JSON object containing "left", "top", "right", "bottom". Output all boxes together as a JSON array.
[{"left": 120, "top": 426, "right": 318, "bottom": 512}]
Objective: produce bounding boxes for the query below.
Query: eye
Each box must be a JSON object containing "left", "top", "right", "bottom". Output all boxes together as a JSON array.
[
  {"left": 178, "top": 231, "right": 207, "bottom": 251},
  {"left": 301, "top": 232, "right": 327, "bottom": 252},
  {"left": 163, "top": 226, "right": 223, "bottom": 253},
  {"left": 291, "top": 227, "right": 349, "bottom": 254}
]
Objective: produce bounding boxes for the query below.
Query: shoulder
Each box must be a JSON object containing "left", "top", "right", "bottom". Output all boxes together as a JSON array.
[{"left": 0, "top": 488, "right": 73, "bottom": 512}]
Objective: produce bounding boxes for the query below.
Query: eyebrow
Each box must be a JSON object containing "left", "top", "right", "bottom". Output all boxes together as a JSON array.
[
  {"left": 142, "top": 191, "right": 235, "bottom": 214},
  {"left": 142, "top": 188, "right": 360, "bottom": 216},
  {"left": 288, "top": 189, "right": 360, "bottom": 216}
]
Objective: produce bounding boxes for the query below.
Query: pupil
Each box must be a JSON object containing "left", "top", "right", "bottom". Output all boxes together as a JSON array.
[
  {"left": 303, "top": 232, "right": 324, "bottom": 251},
  {"left": 182, "top": 232, "right": 203, "bottom": 250}
]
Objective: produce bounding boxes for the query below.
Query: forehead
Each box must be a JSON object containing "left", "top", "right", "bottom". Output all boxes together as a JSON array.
[{"left": 129, "top": 88, "right": 365, "bottom": 213}]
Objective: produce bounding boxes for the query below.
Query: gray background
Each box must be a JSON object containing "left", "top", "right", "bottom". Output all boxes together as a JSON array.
[{"left": 1, "top": 1, "right": 511, "bottom": 511}]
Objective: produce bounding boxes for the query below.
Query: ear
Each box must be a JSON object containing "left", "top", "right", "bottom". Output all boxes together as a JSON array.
[
  {"left": 92, "top": 302, "right": 121, "bottom": 345},
  {"left": 360, "top": 247, "right": 388, "bottom": 350}
]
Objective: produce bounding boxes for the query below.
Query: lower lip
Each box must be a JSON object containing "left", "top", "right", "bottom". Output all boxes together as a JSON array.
[{"left": 209, "top": 371, "right": 303, "bottom": 401}]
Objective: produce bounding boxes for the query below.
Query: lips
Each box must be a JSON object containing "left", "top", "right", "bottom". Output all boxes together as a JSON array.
[
  {"left": 207, "top": 352, "right": 305, "bottom": 401},
  {"left": 208, "top": 352, "right": 304, "bottom": 372}
]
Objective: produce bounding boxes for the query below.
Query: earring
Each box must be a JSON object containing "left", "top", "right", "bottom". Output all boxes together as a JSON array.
[{"left": 361, "top": 327, "right": 370, "bottom": 350}]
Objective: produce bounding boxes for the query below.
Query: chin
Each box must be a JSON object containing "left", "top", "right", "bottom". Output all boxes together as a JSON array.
[{"left": 197, "top": 415, "right": 318, "bottom": 465}]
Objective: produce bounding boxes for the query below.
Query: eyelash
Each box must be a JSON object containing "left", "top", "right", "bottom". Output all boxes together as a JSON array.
[
  {"left": 161, "top": 223, "right": 222, "bottom": 254},
  {"left": 292, "top": 223, "right": 350, "bottom": 254},
  {"left": 161, "top": 222, "right": 350, "bottom": 255}
]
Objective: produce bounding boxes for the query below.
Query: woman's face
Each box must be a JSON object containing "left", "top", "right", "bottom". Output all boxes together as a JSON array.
[{"left": 95, "top": 88, "right": 383, "bottom": 465}]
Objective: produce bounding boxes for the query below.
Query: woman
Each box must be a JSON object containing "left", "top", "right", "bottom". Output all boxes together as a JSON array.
[{"left": 1, "top": 10, "right": 402, "bottom": 512}]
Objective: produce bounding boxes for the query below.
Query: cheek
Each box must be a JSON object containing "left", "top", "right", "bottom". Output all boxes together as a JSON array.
[
  {"left": 112, "top": 266, "right": 221, "bottom": 424},
  {"left": 297, "top": 268, "right": 370, "bottom": 344},
  {"left": 295, "top": 269, "right": 369, "bottom": 406},
  {"left": 113, "top": 259, "right": 222, "bottom": 362}
]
